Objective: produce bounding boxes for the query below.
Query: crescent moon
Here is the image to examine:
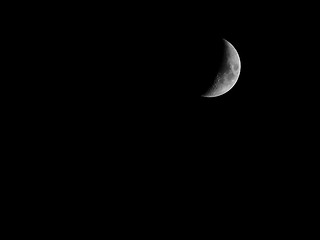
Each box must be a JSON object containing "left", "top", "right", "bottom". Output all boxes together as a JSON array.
[{"left": 203, "top": 40, "right": 241, "bottom": 97}]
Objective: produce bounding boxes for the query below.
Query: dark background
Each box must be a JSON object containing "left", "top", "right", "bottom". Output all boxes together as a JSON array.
[
  {"left": 2, "top": 1, "right": 318, "bottom": 232},
  {"left": 36, "top": 2, "right": 316, "bottom": 171},
  {"left": 6, "top": 1, "right": 317, "bottom": 163}
]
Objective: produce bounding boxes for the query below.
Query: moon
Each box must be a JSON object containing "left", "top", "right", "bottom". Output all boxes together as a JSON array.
[{"left": 203, "top": 40, "right": 241, "bottom": 97}]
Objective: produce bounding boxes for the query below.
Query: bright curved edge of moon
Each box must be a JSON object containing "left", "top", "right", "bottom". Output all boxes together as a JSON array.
[
  {"left": 225, "top": 40, "right": 241, "bottom": 77},
  {"left": 202, "top": 40, "right": 241, "bottom": 98}
]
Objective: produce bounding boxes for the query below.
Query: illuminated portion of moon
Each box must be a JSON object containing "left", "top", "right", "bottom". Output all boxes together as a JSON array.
[{"left": 203, "top": 40, "right": 241, "bottom": 98}]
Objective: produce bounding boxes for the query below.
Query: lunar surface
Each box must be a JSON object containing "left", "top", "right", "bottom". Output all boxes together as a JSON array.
[{"left": 203, "top": 40, "right": 241, "bottom": 97}]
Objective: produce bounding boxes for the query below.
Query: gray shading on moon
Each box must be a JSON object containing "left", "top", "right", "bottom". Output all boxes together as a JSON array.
[{"left": 202, "top": 40, "right": 241, "bottom": 98}]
